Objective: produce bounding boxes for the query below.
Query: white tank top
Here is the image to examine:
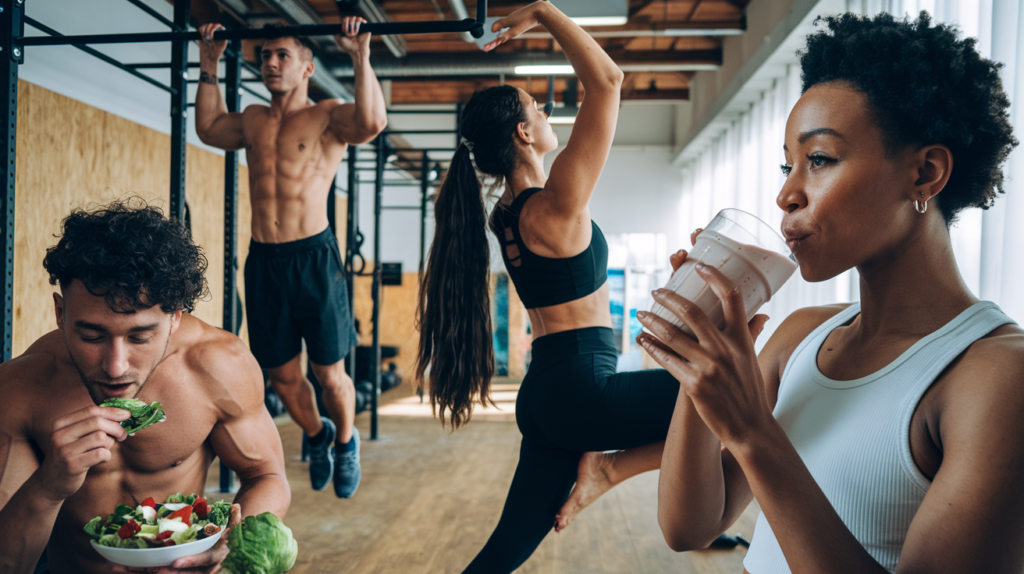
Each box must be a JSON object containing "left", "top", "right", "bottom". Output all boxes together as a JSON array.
[{"left": 743, "top": 301, "right": 1015, "bottom": 573}]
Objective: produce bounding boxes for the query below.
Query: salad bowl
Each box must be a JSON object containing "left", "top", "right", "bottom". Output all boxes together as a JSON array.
[{"left": 90, "top": 529, "right": 223, "bottom": 567}]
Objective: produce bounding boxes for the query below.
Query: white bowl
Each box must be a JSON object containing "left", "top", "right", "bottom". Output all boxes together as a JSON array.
[{"left": 90, "top": 529, "right": 223, "bottom": 567}]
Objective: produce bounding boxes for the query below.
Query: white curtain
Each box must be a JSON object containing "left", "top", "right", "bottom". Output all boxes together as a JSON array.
[{"left": 678, "top": 0, "right": 1024, "bottom": 348}]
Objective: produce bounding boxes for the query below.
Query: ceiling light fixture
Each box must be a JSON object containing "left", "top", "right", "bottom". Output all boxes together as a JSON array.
[
  {"left": 551, "top": 0, "right": 628, "bottom": 27},
  {"left": 570, "top": 16, "right": 628, "bottom": 26},
  {"left": 662, "top": 28, "right": 745, "bottom": 36},
  {"left": 515, "top": 65, "right": 575, "bottom": 75},
  {"left": 548, "top": 106, "right": 578, "bottom": 125}
]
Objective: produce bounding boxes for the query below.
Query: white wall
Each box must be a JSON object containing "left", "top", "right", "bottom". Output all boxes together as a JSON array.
[{"left": 19, "top": 0, "right": 272, "bottom": 162}]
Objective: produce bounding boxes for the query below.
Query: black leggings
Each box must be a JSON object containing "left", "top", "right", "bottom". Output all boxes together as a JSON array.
[{"left": 463, "top": 327, "right": 679, "bottom": 573}]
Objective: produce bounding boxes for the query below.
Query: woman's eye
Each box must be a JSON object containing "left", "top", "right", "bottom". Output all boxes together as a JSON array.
[
  {"left": 808, "top": 154, "right": 834, "bottom": 168},
  {"left": 780, "top": 164, "right": 792, "bottom": 177}
]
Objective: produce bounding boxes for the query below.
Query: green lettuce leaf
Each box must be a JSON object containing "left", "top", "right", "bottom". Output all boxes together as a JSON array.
[
  {"left": 207, "top": 500, "right": 232, "bottom": 527},
  {"left": 220, "top": 513, "right": 297, "bottom": 574},
  {"left": 83, "top": 517, "right": 105, "bottom": 540},
  {"left": 100, "top": 398, "right": 166, "bottom": 435}
]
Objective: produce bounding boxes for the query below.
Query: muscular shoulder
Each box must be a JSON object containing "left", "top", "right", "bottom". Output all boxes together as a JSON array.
[
  {"left": 242, "top": 103, "right": 269, "bottom": 116},
  {"left": 0, "top": 332, "right": 66, "bottom": 430},
  {"left": 318, "top": 98, "right": 347, "bottom": 112},
  {"left": 938, "top": 322, "right": 1024, "bottom": 428},
  {"left": 177, "top": 315, "right": 264, "bottom": 417}
]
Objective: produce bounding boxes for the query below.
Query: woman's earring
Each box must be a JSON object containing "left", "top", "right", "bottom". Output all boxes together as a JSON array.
[{"left": 914, "top": 199, "right": 928, "bottom": 214}]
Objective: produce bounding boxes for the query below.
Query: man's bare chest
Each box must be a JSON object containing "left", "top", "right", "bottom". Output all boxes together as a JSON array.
[{"left": 243, "top": 111, "right": 341, "bottom": 169}]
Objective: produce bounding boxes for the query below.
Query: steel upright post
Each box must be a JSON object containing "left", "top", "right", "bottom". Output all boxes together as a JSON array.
[
  {"left": 370, "top": 136, "right": 385, "bottom": 440},
  {"left": 345, "top": 146, "right": 358, "bottom": 383},
  {"left": 1, "top": 0, "right": 24, "bottom": 363},
  {"left": 220, "top": 38, "right": 242, "bottom": 493},
  {"left": 169, "top": 0, "right": 189, "bottom": 220}
]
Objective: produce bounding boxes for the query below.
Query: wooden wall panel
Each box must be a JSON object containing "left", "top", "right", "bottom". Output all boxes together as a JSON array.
[
  {"left": 186, "top": 150, "right": 224, "bottom": 329},
  {"left": 353, "top": 271, "right": 419, "bottom": 383},
  {"left": 13, "top": 80, "right": 249, "bottom": 354},
  {"left": 14, "top": 80, "right": 170, "bottom": 355}
]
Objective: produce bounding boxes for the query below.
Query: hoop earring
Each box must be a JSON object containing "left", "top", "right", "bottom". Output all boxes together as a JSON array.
[{"left": 914, "top": 200, "right": 928, "bottom": 214}]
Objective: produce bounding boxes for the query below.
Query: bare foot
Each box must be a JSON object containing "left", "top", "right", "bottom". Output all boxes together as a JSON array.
[{"left": 555, "top": 451, "right": 617, "bottom": 533}]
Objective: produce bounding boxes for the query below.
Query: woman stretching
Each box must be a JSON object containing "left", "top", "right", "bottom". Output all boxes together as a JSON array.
[
  {"left": 640, "top": 13, "right": 1024, "bottom": 574},
  {"left": 415, "top": 2, "right": 748, "bottom": 572}
]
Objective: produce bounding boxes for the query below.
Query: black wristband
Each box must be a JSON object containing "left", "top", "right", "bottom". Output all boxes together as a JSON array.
[{"left": 199, "top": 71, "right": 218, "bottom": 85}]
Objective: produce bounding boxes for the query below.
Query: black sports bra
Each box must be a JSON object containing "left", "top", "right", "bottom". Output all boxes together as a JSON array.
[{"left": 491, "top": 187, "right": 609, "bottom": 309}]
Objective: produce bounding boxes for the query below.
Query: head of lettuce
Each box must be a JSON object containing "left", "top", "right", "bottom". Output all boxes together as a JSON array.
[{"left": 221, "top": 512, "right": 298, "bottom": 574}]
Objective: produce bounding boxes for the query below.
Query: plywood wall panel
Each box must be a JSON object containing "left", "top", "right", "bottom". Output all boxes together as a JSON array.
[
  {"left": 13, "top": 80, "right": 248, "bottom": 355},
  {"left": 353, "top": 271, "right": 420, "bottom": 383},
  {"left": 14, "top": 80, "right": 170, "bottom": 355}
]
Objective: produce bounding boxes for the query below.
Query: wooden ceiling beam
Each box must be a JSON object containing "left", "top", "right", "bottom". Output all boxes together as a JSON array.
[
  {"left": 387, "top": 78, "right": 689, "bottom": 105},
  {"left": 516, "top": 20, "right": 744, "bottom": 39}
]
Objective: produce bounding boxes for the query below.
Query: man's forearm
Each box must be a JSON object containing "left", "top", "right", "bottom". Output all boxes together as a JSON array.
[
  {"left": 349, "top": 52, "right": 387, "bottom": 135},
  {"left": 0, "top": 471, "right": 64, "bottom": 574},
  {"left": 195, "top": 59, "right": 229, "bottom": 136},
  {"left": 233, "top": 472, "right": 291, "bottom": 519}
]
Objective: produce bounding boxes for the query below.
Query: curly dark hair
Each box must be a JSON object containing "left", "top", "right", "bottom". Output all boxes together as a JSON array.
[
  {"left": 43, "top": 198, "right": 210, "bottom": 313},
  {"left": 799, "top": 11, "right": 1018, "bottom": 224}
]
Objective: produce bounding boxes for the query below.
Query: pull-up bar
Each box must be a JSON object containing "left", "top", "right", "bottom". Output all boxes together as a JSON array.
[{"left": 19, "top": 18, "right": 486, "bottom": 47}]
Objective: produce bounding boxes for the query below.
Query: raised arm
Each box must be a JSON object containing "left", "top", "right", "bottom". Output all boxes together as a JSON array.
[
  {"left": 0, "top": 358, "right": 129, "bottom": 574},
  {"left": 329, "top": 17, "right": 388, "bottom": 145},
  {"left": 487, "top": 2, "right": 624, "bottom": 214},
  {"left": 195, "top": 23, "right": 244, "bottom": 150}
]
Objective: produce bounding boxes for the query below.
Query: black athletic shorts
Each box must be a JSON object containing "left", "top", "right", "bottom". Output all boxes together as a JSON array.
[{"left": 244, "top": 227, "right": 357, "bottom": 369}]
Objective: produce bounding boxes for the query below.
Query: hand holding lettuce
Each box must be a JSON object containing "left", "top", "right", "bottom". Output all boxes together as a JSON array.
[
  {"left": 220, "top": 513, "right": 298, "bottom": 574},
  {"left": 99, "top": 398, "right": 166, "bottom": 435}
]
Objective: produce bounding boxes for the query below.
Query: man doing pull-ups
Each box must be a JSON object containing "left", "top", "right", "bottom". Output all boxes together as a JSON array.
[{"left": 195, "top": 17, "right": 387, "bottom": 498}]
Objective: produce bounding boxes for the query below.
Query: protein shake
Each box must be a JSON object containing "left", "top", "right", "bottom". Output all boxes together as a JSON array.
[{"left": 650, "top": 209, "right": 798, "bottom": 336}]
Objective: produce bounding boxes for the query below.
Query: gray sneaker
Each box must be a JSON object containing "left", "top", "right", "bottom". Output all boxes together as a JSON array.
[
  {"left": 307, "top": 417, "right": 336, "bottom": 491},
  {"left": 333, "top": 427, "right": 361, "bottom": 499}
]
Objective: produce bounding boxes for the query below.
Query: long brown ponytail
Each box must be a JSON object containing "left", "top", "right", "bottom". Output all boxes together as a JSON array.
[{"left": 416, "top": 86, "right": 526, "bottom": 428}]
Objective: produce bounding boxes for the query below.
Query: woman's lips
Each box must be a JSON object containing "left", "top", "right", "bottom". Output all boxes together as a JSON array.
[{"left": 785, "top": 233, "right": 811, "bottom": 251}]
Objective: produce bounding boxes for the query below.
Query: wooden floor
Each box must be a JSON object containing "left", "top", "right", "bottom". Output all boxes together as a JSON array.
[{"left": 208, "top": 381, "right": 759, "bottom": 574}]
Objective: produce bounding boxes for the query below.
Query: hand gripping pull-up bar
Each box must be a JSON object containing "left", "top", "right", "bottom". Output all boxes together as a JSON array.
[{"left": 18, "top": 12, "right": 487, "bottom": 47}]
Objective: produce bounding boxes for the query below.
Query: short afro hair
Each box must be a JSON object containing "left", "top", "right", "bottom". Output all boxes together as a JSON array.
[
  {"left": 43, "top": 198, "right": 209, "bottom": 314},
  {"left": 799, "top": 11, "right": 1018, "bottom": 225}
]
